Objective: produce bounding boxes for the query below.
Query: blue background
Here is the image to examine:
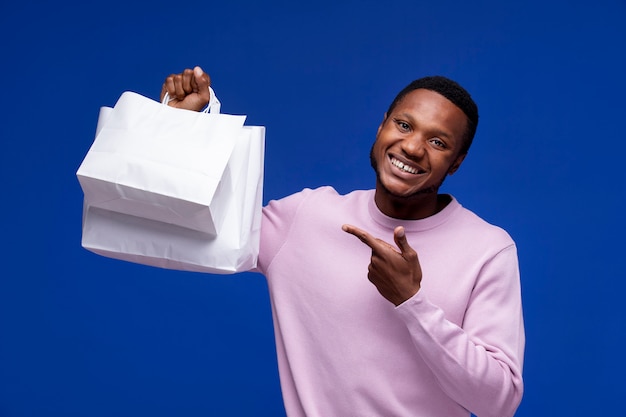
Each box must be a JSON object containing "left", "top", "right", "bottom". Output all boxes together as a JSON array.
[{"left": 1, "top": 0, "right": 625, "bottom": 416}]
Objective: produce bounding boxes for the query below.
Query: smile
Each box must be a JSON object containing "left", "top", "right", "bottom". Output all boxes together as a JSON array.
[{"left": 390, "top": 157, "right": 422, "bottom": 174}]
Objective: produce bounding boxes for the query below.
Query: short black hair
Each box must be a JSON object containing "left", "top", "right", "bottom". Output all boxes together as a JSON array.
[{"left": 386, "top": 76, "right": 479, "bottom": 155}]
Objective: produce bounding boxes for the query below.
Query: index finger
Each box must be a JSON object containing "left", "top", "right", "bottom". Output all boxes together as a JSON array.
[{"left": 342, "top": 224, "right": 381, "bottom": 250}]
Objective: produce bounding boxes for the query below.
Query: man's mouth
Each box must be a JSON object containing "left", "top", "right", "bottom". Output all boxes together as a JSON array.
[{"left": 390, "top": 156, "right": 423, "bottom": 175}]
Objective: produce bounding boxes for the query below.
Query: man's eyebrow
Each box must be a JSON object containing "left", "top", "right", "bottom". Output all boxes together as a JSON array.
[{"left": 396, "top": 112, "right": 416, "bottom": 122}]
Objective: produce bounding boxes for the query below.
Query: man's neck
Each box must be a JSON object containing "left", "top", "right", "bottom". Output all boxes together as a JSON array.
[{"left": 374, "top": 185, "right": 451, "bottom": 220}]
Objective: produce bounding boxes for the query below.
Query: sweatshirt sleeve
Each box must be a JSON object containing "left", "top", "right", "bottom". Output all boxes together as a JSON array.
[
  {"left": 395, "top": 244, "right": 525, "bottom": 417},
  {"left": 256, "top": 188, "right": 312, "bottom": 274}
]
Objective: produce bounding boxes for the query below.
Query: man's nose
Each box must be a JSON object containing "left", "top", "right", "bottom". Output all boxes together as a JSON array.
[{"left": 401, "top": 136, "right": 426, "bottom": 159}]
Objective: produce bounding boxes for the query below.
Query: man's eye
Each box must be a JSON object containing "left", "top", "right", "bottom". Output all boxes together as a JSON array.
[
  {"left": 396, "top": 121, "right": 410, "bottom": 131},
  {"left": 431, "top": 138, "right": 445, "bottom": 148}
]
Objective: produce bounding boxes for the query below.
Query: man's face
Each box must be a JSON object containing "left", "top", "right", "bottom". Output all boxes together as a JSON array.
[{"left": 371, "top": 89, "right": 468, "bottom": 203}]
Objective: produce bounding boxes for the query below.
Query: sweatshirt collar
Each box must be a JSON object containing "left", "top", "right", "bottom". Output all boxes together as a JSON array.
[{"left": 368, "top": 192, "right": 461, "bottom": 232}]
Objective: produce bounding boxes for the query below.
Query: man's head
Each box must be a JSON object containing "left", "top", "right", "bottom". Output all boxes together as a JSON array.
[
  {"left": 386, "top": 76, "right": 479, "bottom": 155},
  {"left": 369, "top": 77, "right": 479, "bottom": 219}
]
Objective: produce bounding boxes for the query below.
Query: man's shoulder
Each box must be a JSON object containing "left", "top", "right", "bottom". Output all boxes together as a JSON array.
[
  {"left": 451, "top": 198, "right": 515, "bottom": 246},
  {"left": 263, "top": 186, "right": 374, "bottom": 223}
]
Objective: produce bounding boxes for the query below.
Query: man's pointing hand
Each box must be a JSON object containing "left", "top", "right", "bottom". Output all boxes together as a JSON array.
[{"left": 342, "top": 225, "right": 422, "bottom": 306}]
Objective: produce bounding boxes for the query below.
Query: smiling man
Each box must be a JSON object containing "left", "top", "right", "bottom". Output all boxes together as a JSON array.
[{"left": 161, "top": 68, "right": 525, "bottom": 417}]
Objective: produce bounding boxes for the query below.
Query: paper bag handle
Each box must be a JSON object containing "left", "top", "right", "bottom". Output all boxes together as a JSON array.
[{"left": 162, "top": 86, "right": 221, "bottom": 114}]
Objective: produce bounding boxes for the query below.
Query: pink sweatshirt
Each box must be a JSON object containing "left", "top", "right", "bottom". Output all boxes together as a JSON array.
[{"left": 258, "top": 187, "right": 524, "bottom": 417}]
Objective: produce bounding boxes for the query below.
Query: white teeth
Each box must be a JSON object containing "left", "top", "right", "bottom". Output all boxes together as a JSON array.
[{"left": 391, "top": 158, "right": 419, "bottom": 174}]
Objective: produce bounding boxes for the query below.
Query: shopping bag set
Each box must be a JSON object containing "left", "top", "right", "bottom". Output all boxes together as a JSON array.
[{"left": 76, "top": 88, "right": 264, "bottom": 274}]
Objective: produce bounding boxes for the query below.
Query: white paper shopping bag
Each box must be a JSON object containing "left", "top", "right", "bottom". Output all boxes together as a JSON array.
[
  {"left": 77, "top": 90, "right": 245, "bottom": 235},
  {"left": 80, "top": 125, "right": 265, "bottom": 274}
]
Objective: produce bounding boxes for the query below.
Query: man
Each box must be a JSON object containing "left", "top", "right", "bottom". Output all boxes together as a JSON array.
[{"left": 161, "top": 67, "right": 524, "bottom": 417}]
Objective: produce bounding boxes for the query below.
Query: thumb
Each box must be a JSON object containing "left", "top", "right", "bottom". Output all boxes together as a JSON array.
[
  {"left": 393, "top": 226, "right": 412, "bottom": 255},
  {"left": 194, "top": 66, "right": 211, "bottom": 101}
]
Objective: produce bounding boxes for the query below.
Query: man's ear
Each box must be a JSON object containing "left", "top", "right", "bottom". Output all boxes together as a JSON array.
[
  {"left": 448, "top": 153, "right": 466, "bottom": 175},
  {"left": 377, "top": 112, "right": 388, "bottom": 135}
]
